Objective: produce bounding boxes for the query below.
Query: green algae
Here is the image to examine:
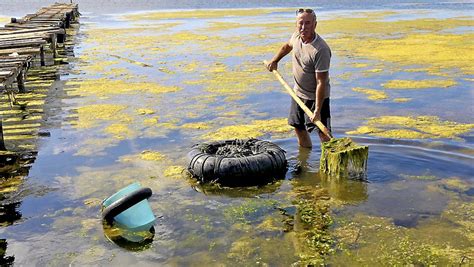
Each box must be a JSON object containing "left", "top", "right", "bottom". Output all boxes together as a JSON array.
[
  {"left": 383, "top": 79, "right": 457, "bottom": 89},
  {"left": 348, "top": 115, "right": 474, "bottom": 140},
  {"left": 72, "top": 104, "right": 129, "bottom": 129},
  {"left": 319, "top": 14, "right": 474, "bottom": 76},
  {"left": 163, "top": 166, "right": 186, "bottom": 178},
  {"left": 223, "top": 199, "right": 277, "bottom": 224},
  {"left": 202, "top": 118, "right": 291, "bottom": 140},
  {"left": 352, "top": 87, "right": 388, "bottom": 100},
  {"left": 320, "top": 137, "right": 369, "bottom": 179},
  {"left": 67, "top": 79, "right": 181, "bottom": 98},
  {"left": 393, "top": 97, "right": 411, "bottom": 103},
  {"left": 136, "top": 108, "right": 155, "bottom": 115},
  {"left": 139, "top": 150, "right": 166, "bottom": 161}
]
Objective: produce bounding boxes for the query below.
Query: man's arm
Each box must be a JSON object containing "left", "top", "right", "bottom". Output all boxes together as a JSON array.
[
  {"left": 266, "top": 42, "right": 293, "bottom": 71},
  {"left": 311, "top": 71, "right": 328, "bottom": 122}
]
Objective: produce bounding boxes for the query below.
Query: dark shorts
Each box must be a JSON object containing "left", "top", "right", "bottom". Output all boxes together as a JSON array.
[{"left": 288, "top": 97, "right": 331, "bottom": 133}]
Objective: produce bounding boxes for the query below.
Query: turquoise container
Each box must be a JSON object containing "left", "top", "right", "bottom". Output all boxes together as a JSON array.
[{"left": 102, "top": 182, "right": 156, "bottom": 232}]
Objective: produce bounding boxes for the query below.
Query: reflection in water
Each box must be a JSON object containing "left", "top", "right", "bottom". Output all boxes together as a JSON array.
[
  {"left": 190, "top": 178, "right": 283, "bottom": 198},
  {"left": 0, "top": 152, "right": 35, "bottom": 266},
  {"left": 0, "top": 239, "right": 14, "bottom": 266},
  {"left": 293, "top": 147, "right": 368, "bottom": 204},
  {"left": 103, "top": 224, "right": 155, "bottom": 251},
  {"left": 0, "top": 202, "right": 22, "bottom": 227},
  {"left": 320, "top": 173, "right": 369, "bottom": 204}
]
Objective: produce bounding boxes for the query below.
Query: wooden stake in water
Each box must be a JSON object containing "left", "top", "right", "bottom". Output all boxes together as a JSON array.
[{"left": 263, "top": 61, "right": 369, "bottom": 179}]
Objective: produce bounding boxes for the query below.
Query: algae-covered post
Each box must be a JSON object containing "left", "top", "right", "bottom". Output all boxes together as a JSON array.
[
  {"left": 320, "top": 137, "right": 368, "bottom": 179},
  {"left": 264, "top": 61, "right": 369, "bottom": 179}
]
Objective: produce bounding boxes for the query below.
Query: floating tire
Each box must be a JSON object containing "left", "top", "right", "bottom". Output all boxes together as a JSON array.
[{"left": 187, "top": 139, "right": 287, "bottom": 186}]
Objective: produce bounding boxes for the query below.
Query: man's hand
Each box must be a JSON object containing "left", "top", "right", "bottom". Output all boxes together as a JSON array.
[
  {"left": 266, "top": 60, "right": 278, "bottom": 72},
  {"left": 310, "top": 111, "right": 321, "bottom": 123}
]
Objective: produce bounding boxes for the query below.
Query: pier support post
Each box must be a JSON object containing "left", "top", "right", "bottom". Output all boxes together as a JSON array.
[
  {"left": 17, "top": 69, "right": 25, "bottom": 93},
  {"left": 0, "top": 119, "right": 6, "bottom": 151},
  {"left": 40, "top": 45, "right": 45, "bottom": 66}
]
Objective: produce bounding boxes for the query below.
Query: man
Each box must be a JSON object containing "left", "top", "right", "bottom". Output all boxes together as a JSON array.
[{"left": 266, "top": 8, "right": 332, "bottom": 148}]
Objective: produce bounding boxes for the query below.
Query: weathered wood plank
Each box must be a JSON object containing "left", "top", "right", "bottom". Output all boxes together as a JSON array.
[
  {"left": 0, "top": 40, "right": 46, "bottom": 50},
  {"left": 0, "top": 47, "right": 41, "bottom": 56},
  {"left": 0, "top": 27, "right": 63, "bottom": 35}
]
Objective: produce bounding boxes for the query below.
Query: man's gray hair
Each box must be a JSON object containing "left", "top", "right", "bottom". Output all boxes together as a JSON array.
[{"left": 296, "top": 8, "right": 317, "bottom": 22}]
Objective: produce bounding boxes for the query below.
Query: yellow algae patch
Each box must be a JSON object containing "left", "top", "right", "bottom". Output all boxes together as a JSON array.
[
  {"left": 181, "top": 122, "right": 211, "bottom": 130},
  {"left": 347, "top": 115, "right": 474, "bottom": 139},
  {"left": 104, "top": 123, "right": 136, "bottom": 140},
  {"left": 177, "top": 61, "right": 199, "bottom": 73},
  {"left": 140, "top": 150, "right": 166, "bottom": 161},
  {"left": 363, "top": 68, "right": 383, "bottom": 74},
  {"left": 383, "top": 79, "right": 457, "bottom": 89},
  {"left": 0, "top": 16, "right": 10, "bottom": 25},
  {"left": 136, "top": 108, "right": 155, "bottom": 115},
  {"left": 321, "top": 14, "right": 474, "bottom": 76},
  {"left": 205, "top": 21, "right": 246, "bottom": 32},
  {"left": 73, "top": 104, "right": 128, "bottom": 128},
  {"left": 67, "top": 79, "right": 180, "bottom": 97},
  {"left": 156, "top": 122, "right": 179, "bottom": 129},
  {"left": 194, "top": 62, "right": 274, "bottom": 97},
  {"left": 164, "top": 166, "right": 186, "bottom": 178},
  {"left": 122, "top": 9, "right": 276, "bottom": 21},
  {"left": 143, "top": 117, "right": 159, "bottom": 126},
  {"left": 353, "top": 63, "right": 369, "bottom": 68},
  {"left": 393, "top": 98, "right": 411, "bottom": 103},
  {"left": 442, "top": 177, "right": 471, "bottom": 192},
  {"left": 352, "top": 87, "right": 388, "bottom": 100},
  {"left": 203, "top": 118, "right": 291, "bottom": 140},
  {"left": 81, "top": 60, "right": 119, "bottom": 73}
]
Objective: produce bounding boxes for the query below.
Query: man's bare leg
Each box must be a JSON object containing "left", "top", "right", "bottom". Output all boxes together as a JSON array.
[{"left": 295, "top": 128, "right": 312, "bottom": 148}]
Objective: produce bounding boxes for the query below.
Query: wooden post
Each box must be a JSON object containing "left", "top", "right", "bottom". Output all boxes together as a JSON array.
[
  {"left": 50, "top": 33, "right": 57, "bottom": 58},
  {"left": 0, "top": 119, "right": 7, "bottom": 151},
  {"left": 17, "top": 69, "right": 25, "bottom": 93},
  {"left": 65, "top": 12, "right": 71, "bottom": 28},
  {"left": 40, "top": 45, "right": 45, "bottom": 66}
]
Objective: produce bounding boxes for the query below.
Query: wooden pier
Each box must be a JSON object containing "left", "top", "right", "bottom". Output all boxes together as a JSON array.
[{"left": 0, "top": 3, "right": 79, "bottom": 152}]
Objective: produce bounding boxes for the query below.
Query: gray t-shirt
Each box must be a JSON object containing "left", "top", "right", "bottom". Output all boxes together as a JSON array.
[{"left": 290, "top": 32, "right": 331, "bottom": 100}]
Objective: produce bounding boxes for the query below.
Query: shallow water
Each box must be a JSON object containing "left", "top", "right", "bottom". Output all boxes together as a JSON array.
[{"left": 1, "top": 3, "right": 473, "bottom": 266}]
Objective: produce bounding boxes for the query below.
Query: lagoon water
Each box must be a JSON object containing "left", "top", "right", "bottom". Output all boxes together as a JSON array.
[{"left": 0, "top": 0, "right": 473, "bottom": 265}]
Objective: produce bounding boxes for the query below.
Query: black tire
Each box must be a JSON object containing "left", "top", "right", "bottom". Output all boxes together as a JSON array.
[
  {"left": 187, "top": 139, "right": 287, "bottom": 186},
  {"left": 102, "top": 187, "right": 153, "bottom": 224}
]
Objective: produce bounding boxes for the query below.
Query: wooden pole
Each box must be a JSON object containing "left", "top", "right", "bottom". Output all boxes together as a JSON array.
[{"left": 263, "top": 60, "right": 333, "bottom": 139}]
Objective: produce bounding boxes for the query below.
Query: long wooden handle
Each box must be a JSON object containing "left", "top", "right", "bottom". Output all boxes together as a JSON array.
[{"left": 263, "top": 60, "right": 333, "bottom": 139}]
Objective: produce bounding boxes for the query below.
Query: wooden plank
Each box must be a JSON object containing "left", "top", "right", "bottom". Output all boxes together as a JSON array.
[
  {"left": 0, "top": 55, "right": 32, "bottom": 61},
  {"left": 0, "top": 27, "right": 64, "bottom": 36},
  {"left": 0, "top": 33, "right": 53, "bottom": 42},
  {"left": 0, "top": 40, "right": 46, "bottom": 50},
  {"left": 5, "top": 22, "right": 63, "bottom": 28},
  {"left": 0, "top": 63, "right": 22, "bottom": 68},
  {"left": 0, "top": 47, "right": 41, "bottom": 56}
]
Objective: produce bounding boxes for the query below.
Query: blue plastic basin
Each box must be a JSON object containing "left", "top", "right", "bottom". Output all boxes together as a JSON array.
[{"left": 102, "top": 182, "right": 155, "bottom": 232}]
